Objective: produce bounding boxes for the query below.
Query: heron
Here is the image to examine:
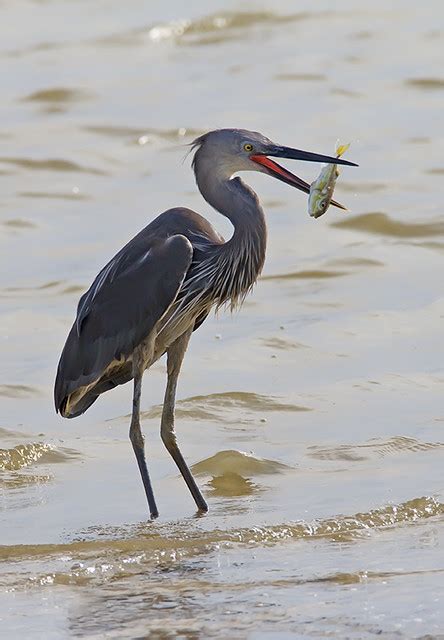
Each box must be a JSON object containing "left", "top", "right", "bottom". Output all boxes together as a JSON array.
[{"left": 54, "top": 128, "right": 357, "bottom": 519}]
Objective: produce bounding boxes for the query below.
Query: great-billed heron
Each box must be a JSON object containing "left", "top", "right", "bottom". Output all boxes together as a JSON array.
[{"left": 54, "top": 128, "right": 357, "bottom": 518}]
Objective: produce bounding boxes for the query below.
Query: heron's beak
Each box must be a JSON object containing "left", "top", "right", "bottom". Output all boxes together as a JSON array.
[{"left": 251, "top": 145, "right": 358, "bottom": 211}]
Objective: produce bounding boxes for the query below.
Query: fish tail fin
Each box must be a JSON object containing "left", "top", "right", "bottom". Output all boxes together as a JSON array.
[{"left": 335, "top": 142, "right": 351, "bottom": 158}]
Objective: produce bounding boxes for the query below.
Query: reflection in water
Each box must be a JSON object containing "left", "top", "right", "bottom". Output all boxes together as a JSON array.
[
  {"left": 192, "top": 449, "right": 286, "bottom": 498},
  {"left": 208, "top": 472, "right": 258, "bottom": 497}
]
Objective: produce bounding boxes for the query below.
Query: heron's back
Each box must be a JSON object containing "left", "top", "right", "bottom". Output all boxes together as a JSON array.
[{"left": 55, "top": 208, "right": 224, "bottom": 418}]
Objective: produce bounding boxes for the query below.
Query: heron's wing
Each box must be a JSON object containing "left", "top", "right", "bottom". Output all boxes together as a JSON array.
[{"left": 55, "top": 234, "right": 193, "bottom": 414}]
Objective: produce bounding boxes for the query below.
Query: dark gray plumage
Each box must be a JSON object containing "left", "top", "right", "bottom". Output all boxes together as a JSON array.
[
  {"left": 55, "top": 128, "right": 357, "bottom": 518},
  {"left": 55, "top": 209, "right": 220, "bottom": 417}
]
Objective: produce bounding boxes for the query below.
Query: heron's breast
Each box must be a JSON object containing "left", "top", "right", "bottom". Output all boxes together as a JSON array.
[{"left": 151, "top": 296, "right": 211, "bottom": 361}]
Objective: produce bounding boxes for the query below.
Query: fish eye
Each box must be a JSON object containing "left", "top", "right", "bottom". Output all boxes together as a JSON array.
[{"left": 243, "top": 143, "right": 254, "bottom": 152}]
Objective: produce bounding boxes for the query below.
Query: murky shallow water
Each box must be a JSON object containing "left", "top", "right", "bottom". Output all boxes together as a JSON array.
[{"left": 1, "top": 0, "right": 444, "bottom": 637}]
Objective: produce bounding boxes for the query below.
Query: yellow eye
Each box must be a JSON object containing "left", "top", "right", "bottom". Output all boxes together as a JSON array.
[{"left": 243, "top": 143, "right": 254, "bottom": 152}]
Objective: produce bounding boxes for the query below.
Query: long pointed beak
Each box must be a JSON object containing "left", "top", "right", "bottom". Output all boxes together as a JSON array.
[
  {"left": 269, "top": 145, "right": 358, "bottom": 168},
  {"left": 251, "top": 145, "right": 358, "bottom": 211}
]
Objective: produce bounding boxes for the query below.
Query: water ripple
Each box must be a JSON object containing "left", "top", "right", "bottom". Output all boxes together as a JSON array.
[
  {"left": 0, "top": 442, "right": 79, "bottom": 471},
  {"left": 262, "top": 269, "right": 347, "bottom": 281},
  {"left": 331, "top": 212, "right": 444, "bottom": 237},
  {"left": 1, "top": 218, "right": 37, "bottom": 229},
  {"left": 405, "top": 77, "right": 444, "bottom": 90},
  {"left": 83, "top": 124, "right": 205, "bottom": 143},
  {"left": 100, "top": 11, "right": 320, "bottom": 48},
  {"left": 0, "top": 157, "right": 106, "bottom": 175},
  {"left": 0, "top": 443, "right": 54, "bottom": 471},
  {"left": 275, "top": 72, "right": 326, "bottom": 82},
  {"left": 136, "top": 391, "right": 311, "bottom": 424},
  {"left": 308, "top": 436, "right": 444, "bottom": 462},
  {"left": 1, "top": 280, "right": 86, "bottom": 298},
  {"left": 191, "top": 449, "right": 291, "bottom": 476},
  {"left": 0, "top": 384, "right": 41, "bottom": 399},
  {"left": 1, "top": 496, "right": 441, "bottom": 569},
  {"left": 22, "top": 87, "right": 93, "bottom": 103}
]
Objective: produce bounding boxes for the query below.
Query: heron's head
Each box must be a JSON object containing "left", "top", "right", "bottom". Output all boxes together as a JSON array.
[{"left": 191, "top": 128, "right": 357, "bottom": 209}]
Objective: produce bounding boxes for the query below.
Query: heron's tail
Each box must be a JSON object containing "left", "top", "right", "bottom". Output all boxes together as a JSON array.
[{"left": 57, "top": 365, "right": 133, "bottom": 419}]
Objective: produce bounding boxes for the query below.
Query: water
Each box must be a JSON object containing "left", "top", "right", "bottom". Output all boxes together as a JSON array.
[{"left": 1, "top": 1, "right": 444, "bottom": 637}]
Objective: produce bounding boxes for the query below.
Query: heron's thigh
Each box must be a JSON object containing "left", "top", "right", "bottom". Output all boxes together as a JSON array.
[
  {"left": 132, "top": 332, "right": 157, "bottom": 377},
  {"left": 166, "top": 329, "right": 193, "bottom": 377}
]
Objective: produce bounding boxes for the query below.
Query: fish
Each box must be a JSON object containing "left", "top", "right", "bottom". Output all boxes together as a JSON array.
[{"left": 308, "top": 142, "right": 350, "bottom": 219}]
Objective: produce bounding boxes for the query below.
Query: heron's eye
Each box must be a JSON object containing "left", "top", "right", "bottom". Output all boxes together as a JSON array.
[{"left": 243, "top": 143, "right": 254, "bottom": 152}]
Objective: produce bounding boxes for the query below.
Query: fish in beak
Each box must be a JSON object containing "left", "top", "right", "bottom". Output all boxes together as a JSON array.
[{"left": 250, "top": 144, "right": 358, "bottom": 211}]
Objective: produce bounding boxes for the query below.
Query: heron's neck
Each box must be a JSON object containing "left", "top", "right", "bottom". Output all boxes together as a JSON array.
[{"left": 197, "top": 172, "right": 267, "bottom": 306}]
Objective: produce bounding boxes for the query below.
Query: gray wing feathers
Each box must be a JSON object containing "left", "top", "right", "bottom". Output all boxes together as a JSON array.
[{"left": 54, "top": 234, "right": 192, "bottom": 413}]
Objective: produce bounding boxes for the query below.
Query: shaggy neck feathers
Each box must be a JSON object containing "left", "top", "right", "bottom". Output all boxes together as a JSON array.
[{"left": 195, "top": 167, "right": 267, "bottom": 309}]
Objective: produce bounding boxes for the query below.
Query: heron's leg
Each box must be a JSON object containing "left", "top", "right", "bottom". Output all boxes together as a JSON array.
[
  {"left": 161, "top": 329, "right": 208, "bottom": 512},
  {"left": 129, "top": 371, "right": 159, "bottom": 519}
]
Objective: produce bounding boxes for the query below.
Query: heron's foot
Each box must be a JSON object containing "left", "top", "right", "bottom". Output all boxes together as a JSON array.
[
  {"left": 194, "top": 506, "right": 209, "bottom": 518},
  {"left": 196, "top": 495, "right": 209, "bottom": 513}
]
